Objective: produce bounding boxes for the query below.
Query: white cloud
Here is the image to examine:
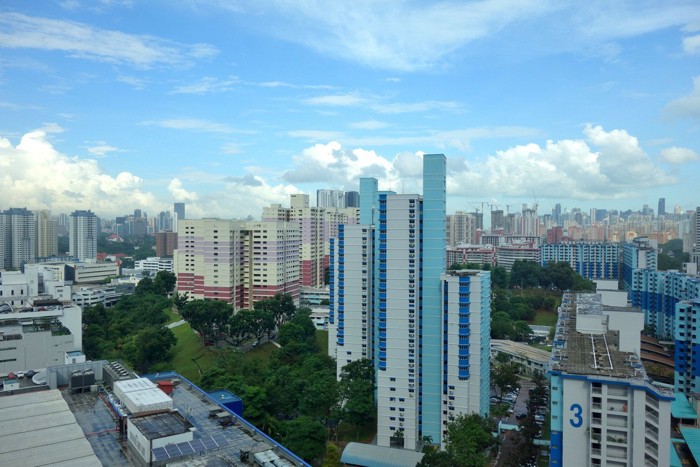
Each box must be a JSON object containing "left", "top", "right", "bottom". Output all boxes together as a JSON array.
[
  {"left": 660, "top": 146, "right": 700, "bottom": 164},
  {"left": 683, "top": 34, "right": 700, "bottom": 54},
  {"left": 206, "top": 1, "right": 700, "bottom": 71},
  {"left": 86, "top": 144, "right": 119, "bottom": 158},
  {"left": 168, "top": 178, "right": 198, "bottom": 201},
  {"left": 303, "top": 94, "right": 371, "bottom": 106},
  {"left": 220, "top": 142, "right": 242, "bottom": 155},
  {"left": 283, "top": 124, "right": 676, "bottom": 201},
  {"left": 666, "top": 76, "right": 700, "bottom": 119},
  {"left": 0, "top": 126, "right": 159, "bottom": 216},
  {"left": 142, "top": 118, "right": 242, "bottom": 134},
  {"left": 116, "top": 75, "right": 152, "bottom": 89},
  {"left": 171, "top": 76, "right": 239, "bottom": 94},
  {"left": 0, "top": 12, "right": 218, "bottom": 68}
]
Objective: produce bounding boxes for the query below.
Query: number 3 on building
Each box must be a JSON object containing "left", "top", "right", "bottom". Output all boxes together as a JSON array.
[{"left": 569, "top": 403, "right": 583, "bottom": 428}]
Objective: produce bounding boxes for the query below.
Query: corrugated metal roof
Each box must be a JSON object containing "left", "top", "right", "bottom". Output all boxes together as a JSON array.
[
  {"left": 0, "top": 389, "right": 100, "bottom": 466},
  {"left": 672, "top": 392, "right": 698, "bottom": 419},
  {"left": 680, "top": 427, "right": 700, "bottom": 464},
  {"left": 340, "top": 442, "right": 425, "bottom": 467}
]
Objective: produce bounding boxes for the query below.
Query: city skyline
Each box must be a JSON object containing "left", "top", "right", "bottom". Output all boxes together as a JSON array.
[{"left": 1, "top": 1, "right": 699, "bottom": 219}]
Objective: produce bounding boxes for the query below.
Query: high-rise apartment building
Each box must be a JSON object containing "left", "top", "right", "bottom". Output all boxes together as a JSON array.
[
  {"left": 549, "top": 293, "right": 672, "bottom": 467},
  {"left": 540, "top": 241, "right": 620, "bottom": 280},
  {"left": 621, "top": 237, "right": 657, "bottom": 292},
  {"left": 174, "top": 219, "right": 300, "bottom": 307},
  {"left": 35, "top": 210, "right": 58, "bottom": 258},
  {"left": 263, "top": 195, "right": 358, "bottom": 288},
  {"left": 68, "top": 210, "right": 97, "bottom": 261},
  {"left": 675, "top": 299, "right": 700, "bottom": 395},
  {"left": 658, "top": 198, "right": 666, "bottom": 217},
  {"left": 241, "top": 221, "right": 300, "bottom": 308},
  {"left": 317, "top": 189, "right": 345, "bottom": 208},
  {"left": 329, "top": 154, "right": 490, "bottom": 450},
  {"left": 446, "top": 211, "right": 478, "bottom": 246},
  {"left": 156, "top": 231, "right": 178, "bottom": 257},
  {"left": 1, "top": 208, "right": 36, "bottom": 269}
]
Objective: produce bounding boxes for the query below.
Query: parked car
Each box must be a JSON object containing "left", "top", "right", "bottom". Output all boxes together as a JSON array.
[
  {"left": 25, "top": 370, "right": 36, "bottom": 379},
  {"left": 516, "top": 412, "right": 527, "bottom": 419}
]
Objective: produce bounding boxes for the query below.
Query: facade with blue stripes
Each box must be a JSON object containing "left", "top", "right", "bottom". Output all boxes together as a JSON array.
[
  {"left": 328, "top": 154, "right": 490, "bottom": 450},
  {"left": 622, "top": 237, "right": 657, "bottom": 292},
  {"left": 540, "top": 241, "right": 620, "bottom": 280},
  {"left": 675, "top": 299, "right": 700, "bottom": 395}
]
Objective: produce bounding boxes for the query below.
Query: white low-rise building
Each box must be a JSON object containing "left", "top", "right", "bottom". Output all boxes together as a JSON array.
[
  {"left": 0, "top": 299, "right": 83, "bottom": 374},
  {"left": 135, "top": 256, "right": 174, "bottom": 274}
]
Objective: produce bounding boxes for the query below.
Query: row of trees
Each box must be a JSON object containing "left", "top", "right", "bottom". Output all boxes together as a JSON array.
[
  {"left": 450, "top": 260, "right": 595, "bottom": 292},
  {"left": 178, "top": 293, "right": 297, "bottom": 346},
  {"left": 82, "top": 271, "right": 177, "bottom": 372}
]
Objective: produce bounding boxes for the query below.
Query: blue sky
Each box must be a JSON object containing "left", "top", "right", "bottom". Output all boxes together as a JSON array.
[{"left": 1, "top": 0, "right": 699, "bottom": 220}]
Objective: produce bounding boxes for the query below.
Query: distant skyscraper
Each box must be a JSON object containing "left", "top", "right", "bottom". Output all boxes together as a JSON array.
[
  {"left": 156, "top": 231, "right": 178, "bottom": 257},
  {"left": 173, "top": 203, "right": 185, "bottom": 233},
  {"left": 658, "top": 197, "right": 666, "bottom": 217},
  {"left": 329, "top": 154, "right": 490, "bottom": 450},
  {"left": 69, "top": 210, "right": 97, "bottom": 261},
  {"left": 344, "top": 191, "right": 359, "bottom": 208},
  {"left": 1, "top": 208, "right": 36, "bottom": 269},
  {"left": 317, "top": 189, "right": 345, "bottom": 208},
  {"left": 553, "top": 203, "right": 562, "bottom": 225},
  {"left": 35, "top": 210, "right": 58, "bottom": 258}
]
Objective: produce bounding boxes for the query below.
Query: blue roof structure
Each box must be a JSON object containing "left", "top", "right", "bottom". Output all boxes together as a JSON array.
[
  {"left": 671, "top": 392, "right": 698, "bottom": 420},
  {"left": 680, "top": 427, "right": 700, "bottom": 464}
]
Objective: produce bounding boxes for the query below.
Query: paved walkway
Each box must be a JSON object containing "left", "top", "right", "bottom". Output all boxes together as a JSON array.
[{"left": 167, "top": 319, "right": 186, "bottom": 329}]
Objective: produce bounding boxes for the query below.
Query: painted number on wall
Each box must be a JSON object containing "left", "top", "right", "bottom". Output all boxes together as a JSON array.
[{"left": 569, "top": 403, "right": 583, "bottom": 428}]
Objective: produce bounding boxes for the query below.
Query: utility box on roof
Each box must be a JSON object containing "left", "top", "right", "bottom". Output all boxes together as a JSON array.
[
  {"left": 207, "top": 389, "right": 243, "bottom": 416},
  {"left": 114, "top": 377, "right": 173, "bottom": 414}
]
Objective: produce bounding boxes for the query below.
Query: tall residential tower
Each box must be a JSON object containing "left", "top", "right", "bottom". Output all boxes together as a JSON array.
[{"left": 329, "top": 154, "right": 490, "bottom": 450}]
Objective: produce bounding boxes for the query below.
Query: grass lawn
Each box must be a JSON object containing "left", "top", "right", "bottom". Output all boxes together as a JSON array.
[
  {"left": 242, "top": 341, "right": 278, "bottom": 365},
  {"left": 316, "top": 330, "right": 329, "bottom": 356},
  {"left": 169, "top": 322, "right": 216, "bottom": 382},
  {"left": 531, "top": 309, "right": 558, "bottom": 327},
  {"left": 164, "top": 307, "right": 180, "bottom": 324}
]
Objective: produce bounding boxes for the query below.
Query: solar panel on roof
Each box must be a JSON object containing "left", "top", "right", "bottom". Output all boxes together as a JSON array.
[
  {"left": 165, "top": 444, "right": 180, "bottom": 456},
  {"left": 152, "top": 448, "right": 168, "bottom": 461},
  {"left": 212, "top": 434, "right": 227, "bottom": 445},
  {"left": 178, "top": 444, "right": 195, "bottom": 455},
  {"left": 202, "top": 438, "right": 217, "bottom": 449},
  {"left": 190, "top": 439, "right": 205, "bottom": 451}
]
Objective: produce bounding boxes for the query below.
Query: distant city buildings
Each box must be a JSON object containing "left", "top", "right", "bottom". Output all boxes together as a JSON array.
[
  {"left": 1, "top": 208, "right": 36, "bottom": 269},
  {"left": 540, "top": 241, "right": 620, "bottom": 280}
]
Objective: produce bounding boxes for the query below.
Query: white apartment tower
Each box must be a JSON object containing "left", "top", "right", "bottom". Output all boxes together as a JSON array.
[
  {"left": 1, "top": 208, "right": 36, "bottom": 269},
  {"left": 69, "top": 210, "right": 97, "bottom": 261}
]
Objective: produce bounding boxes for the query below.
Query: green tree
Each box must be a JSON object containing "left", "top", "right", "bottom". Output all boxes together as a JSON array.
[
  {"left": 322, "top": 443, "right": 341, "bottom": 467},
  {"left": 492, "top": 362, "right": 520, "bottom": 398},
  {"left": 180, "top": 299, "right": 233, "bottom": 343},
  {"left": 444, "top": 413, "right": 497, "bottom": 467},
  {"left": 153, "top": 270, "right": 176, "bottom": 295},
  {"left": 510, "top": 260, "right": 541, "bottom": 288},
  {"left": 491, "top": 266, "right": 509, "bottom": 289},
  {"left": 255, "top": 293, "right": 297, "bottom": 329},
  {"left": 247, "top": 308, "right": 275, "bottom": 342},
  {"left": 338, "top": 359, "right": 375, "bottom": 439},
  {"left": 123, "top": 326, "right": 176, "bottom": 372},
  {"left": 279, "top": 416, "right": 327, "bottom": 462}
]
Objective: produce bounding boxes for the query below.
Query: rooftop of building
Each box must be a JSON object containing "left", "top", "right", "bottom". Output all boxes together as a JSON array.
[
  {"left": 550, "top": 292, "right": 673, "bottom": 398},
  {"left": 0, "top": 362, "right": 308, "bottom": 467},
  {"left": 491, "top": 339, "right": 552, "bottom": 364}
]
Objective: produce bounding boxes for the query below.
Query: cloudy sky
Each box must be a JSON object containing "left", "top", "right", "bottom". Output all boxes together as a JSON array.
[{"left": 1, "top": 0, "right": 699, "bottom": 220}]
